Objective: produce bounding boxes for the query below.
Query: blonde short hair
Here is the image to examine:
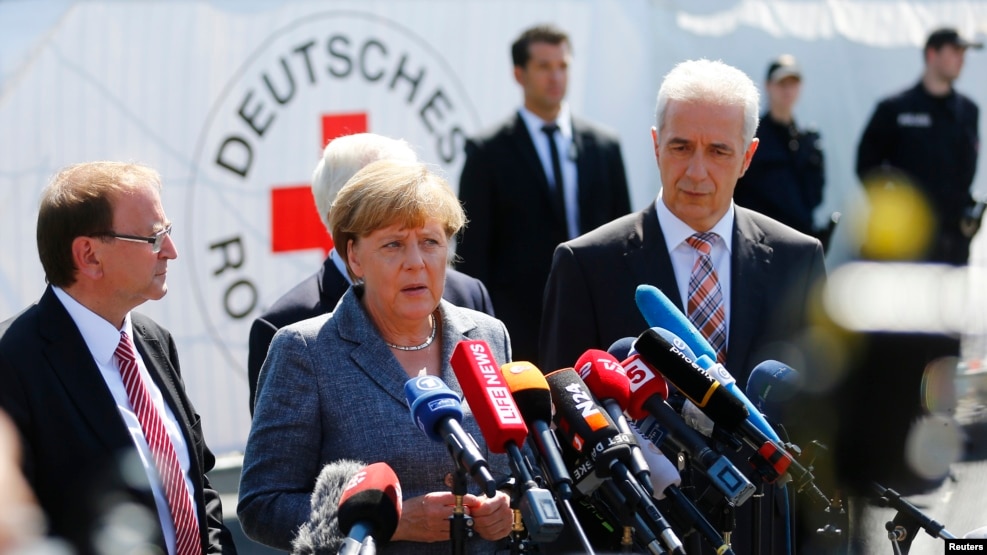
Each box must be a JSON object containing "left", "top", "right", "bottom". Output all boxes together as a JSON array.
[{"left": 330, "top": 160, "right": 465, "bottom": 281}]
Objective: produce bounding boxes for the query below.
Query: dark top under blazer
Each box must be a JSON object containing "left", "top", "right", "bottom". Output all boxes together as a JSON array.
[
  {"left": 539, "top": 202, "right": 826, "bottom": 387},
  {"left": 458, "top": 112, "right": 630, "bottom": 363},
  {"left": 0, "top": 286, "right": 236, "bottom": 554},
  {"left": 247, "top": 256, "right": 495, "bottom": 415}
]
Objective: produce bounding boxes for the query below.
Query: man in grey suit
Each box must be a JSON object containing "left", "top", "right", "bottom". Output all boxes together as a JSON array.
[
  {"left": 541, "top": 60, "right": 827, "bottom": 554},
  {"left": 458, "top": 24, "right": 630, "bottom": 365},
  {"left": 0, "top": 162, "right": 236, "bottom": 554},
  {"left": 247, "top": 133, "right": 495, "bottom": 415}
]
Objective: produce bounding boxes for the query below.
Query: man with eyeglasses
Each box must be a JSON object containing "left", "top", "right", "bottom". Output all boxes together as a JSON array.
[{"left": 0, "top": 162, "right": 237, "bottom": 554}]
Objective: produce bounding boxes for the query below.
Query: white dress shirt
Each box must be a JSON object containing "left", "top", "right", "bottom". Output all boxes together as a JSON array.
[
  {"left": 52, "top": 286, "right": 195, "bottom": 555},
  {"left": 654, "top": 194, "right": 735, "bottom": 347}
]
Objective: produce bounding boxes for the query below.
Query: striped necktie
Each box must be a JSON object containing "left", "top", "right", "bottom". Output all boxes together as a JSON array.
[
  {"left": 115, "top": 331, "right": 201, "bottom": 555},
  {"left": 685, "top": 233, "right": 727, "bottom": 364}
]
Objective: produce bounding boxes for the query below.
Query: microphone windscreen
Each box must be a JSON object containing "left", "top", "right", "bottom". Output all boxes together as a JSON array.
[
  {"left": 451, "top": 340, "right": 528, "bottom": 452},
  {"left": 746, "top": 360, "right": 805, "bottom": 422},
  {"left": 576, "top": 349, "right": 631, "bottom": 410},
  {"left": 623, "top": 354, "right": 670, "bottom": 420},
  {"left": 635, "top": 284, "right": 716, "bottom": 361},
  {"left": 404, "top": 375, "right": 462, "bottom": 443},
  {"left": 501, "top": 361, "right": 553, "bottom": 424},
  {"left": 632, "top": 329, "right": 748, "bottom": 430},
  {"left": 606, "top": 337, "right": 636, "bottom": 362},
  {"left": 337, "top": 462, "right": 403, "bottom": 542}
]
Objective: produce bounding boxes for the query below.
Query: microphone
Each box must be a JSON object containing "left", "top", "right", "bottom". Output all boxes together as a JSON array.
[
  {"left": 576, "top": 349, "right": 654, "bottom": 494},
  {"left": 631, "top": 425, "right": 736, "bottom": 555},
  {"left": 337, "top": 462, "right": 402, "bottom": 555},
  {"left": 500, "top": 361, "right": 574, "bottom": 500},
  {"left": 745, "top": 360, "right": 805, "bottom": 427},
  {"left": 635, "top": 285, "right": 783, "bottom": 443},
  {"left": 633, "top": 329, "right": 831, "bottom": 505},
  {"left": 546, "top": 368, "right": 686, "bottom": 555},
  {"left": 619, "top": 345, "right": 755, "bottom": 506},
  {"left": 450, "top": 341, "right": 564, "bottom": 542},
  {"left": 404, "top": 375, "right": 497, "bottom": 497}
]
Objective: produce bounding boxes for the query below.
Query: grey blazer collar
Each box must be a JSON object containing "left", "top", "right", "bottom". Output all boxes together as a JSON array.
[{"left": 333, "top": 286, "right": 482, "bottom": 406}]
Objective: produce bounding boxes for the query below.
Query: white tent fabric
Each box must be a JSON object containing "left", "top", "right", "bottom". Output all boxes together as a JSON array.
[{"left": 2, "top": 0, "right": 987, "bottom": 455}]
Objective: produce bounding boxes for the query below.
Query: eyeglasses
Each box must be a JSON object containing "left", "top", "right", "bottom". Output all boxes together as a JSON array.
[{"left": 94, "top": 225, "right": 172, "bottom": 253}]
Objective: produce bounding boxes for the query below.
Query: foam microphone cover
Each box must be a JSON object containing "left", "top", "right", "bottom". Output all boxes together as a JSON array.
[
  {"left": 746, "top": 360, "right": 804, "bottom": 419},
  {"left": 632, "top": 329, "right": 748, "bottom": 430},
  {"left": 635, "top": 284, "right": 717, "bottom": 361},
  {"left": 575, "top": 349, "right": 631, "bottom": 410},
  {"left": 450, "top": 340, "right": 528, "bottom": 452},
  {"left": 337, "top": 462, "right": 403, "bottom": 542},
  {"left": 404, "top": 375, "right": 462, "bottom": 442},
  {"left": 501, "top": 361, "right": 553, "bottom": 424}
]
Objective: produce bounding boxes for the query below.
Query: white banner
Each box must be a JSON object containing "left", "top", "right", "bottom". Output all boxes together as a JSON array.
[{"left": 3, "top": 0, "right": 987, "bottom": 454}]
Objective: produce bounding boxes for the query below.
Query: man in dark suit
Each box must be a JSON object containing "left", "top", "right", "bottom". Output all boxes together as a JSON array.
[
  {"left": 541, "top": 60, "right": 827, "bottom": 554},
  {"left": 458, "top": 24, "right": 630, "bottom": 364},
  {"left": 0, "top": 162, "right": 236, "bottom": 554},
  {"left": 247, "top": 133, "right": 494, "bottom": 415}
]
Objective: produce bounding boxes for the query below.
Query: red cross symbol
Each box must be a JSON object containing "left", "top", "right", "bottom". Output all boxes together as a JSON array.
[{"left": 270, "top": 112, "right": 368, "bottom": 255}]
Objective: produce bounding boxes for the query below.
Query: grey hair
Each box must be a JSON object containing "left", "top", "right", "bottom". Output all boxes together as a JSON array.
[
  {"left": 654, "top": 59, "right": 760, "bottom": 147},
  {"left": 311, "top": 133, "right": 418, "bottom": 232}
]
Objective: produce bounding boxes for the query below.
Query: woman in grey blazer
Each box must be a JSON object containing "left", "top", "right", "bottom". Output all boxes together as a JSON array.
[{"left": 239, "top": 160, "right": 515, "bottom": 554}]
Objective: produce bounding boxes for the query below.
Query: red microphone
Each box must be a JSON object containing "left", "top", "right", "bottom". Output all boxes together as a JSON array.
[
  {"left": 337, "top": 462, "right": 402, "bottom": 554},
  {"left": 450, "top": 340, "right": 528, "bottom": 452},
  {"left": 575, "top": 349, "right": 653, "bottom": 495}
]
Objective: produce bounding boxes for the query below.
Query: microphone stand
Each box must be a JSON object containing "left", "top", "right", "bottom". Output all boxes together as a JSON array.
[
  {"left": 449, "top": 468, "right": 473, "bottom": 555},
  {"left": 873, "top": 482, "right": 955, "bottom": 555}
]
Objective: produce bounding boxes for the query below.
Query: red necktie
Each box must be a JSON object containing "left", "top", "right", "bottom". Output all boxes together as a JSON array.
[
  {"left": 116, "top": 331, "right": 201, "bottom": 555},
  {"left": 685, "top": 233, "right": 728, "bottom": 365}
]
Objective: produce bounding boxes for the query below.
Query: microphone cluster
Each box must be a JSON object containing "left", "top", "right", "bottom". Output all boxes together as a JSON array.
[{"left": 391, "top": 284, "right": 849, "bottom": 554}]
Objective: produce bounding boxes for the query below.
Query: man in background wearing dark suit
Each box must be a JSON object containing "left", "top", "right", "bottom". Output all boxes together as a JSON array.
[
  {"left": 541, "top": 59, "right": 827, "bottom": 554},
  {"left": 458, "top": 24, "right": 631, "bottom": 364},
  {"left": 0, "top": 161, "right": 236, "bottom": 555},
  {"left": 247, "top": 133, "right": 495, "bottom": 415}
]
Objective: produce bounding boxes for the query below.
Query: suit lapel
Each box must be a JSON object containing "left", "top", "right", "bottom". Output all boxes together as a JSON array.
[
  {"left": 509, "top": 113, "right": 567, "bottom": 228},
  {"left": 625, "top": 204, "right": 683, "bottom": 312},
  {"left": 572, "top": 118, "right": 592, "bottom": 235},
  {"left": 38, "top": 288, "right": 132, "bottom": 453},
  {"left": 727, "top": 210, "right": 772, "bottom": 373}
]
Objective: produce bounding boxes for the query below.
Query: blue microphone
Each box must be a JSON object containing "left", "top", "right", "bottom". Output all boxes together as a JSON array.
[
  {"left": 745, "top": 360, "right": 805, "bottom": 426},
  {"left": 404, "top": 375, "right": 497, "bottom": 496},
  {"left": 635, "top": 284, "right": 784, "bottom": 444}
]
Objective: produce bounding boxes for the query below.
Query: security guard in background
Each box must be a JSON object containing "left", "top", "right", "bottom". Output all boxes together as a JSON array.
[
  {"left": 856, "top": 27, "right": 984, "bottom": 265},
  {"left": 736, "top": 54, "right": 831, "bottom": 247}
]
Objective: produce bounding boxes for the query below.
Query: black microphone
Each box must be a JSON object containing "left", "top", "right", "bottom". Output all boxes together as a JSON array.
[
  {"left": 612, "top": 338, "right": 755, "bottom": 506},
  {"left": 547, "top": 368, "right": 686, "bottom": 555},
  {"left": 337, "top": 462, "right": 402, "bottom": 555},
  {"left": 633, "top": 329, "right": 831, "bottom": 506},
  {"left": 404, "top": 375, "right": 496, "bottom": 497},
  {"left": 745, "top": 360, "right": 805, "bottom": 427}
]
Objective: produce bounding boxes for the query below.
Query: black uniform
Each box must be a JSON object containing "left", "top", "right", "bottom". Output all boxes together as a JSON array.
[
  {"left": 856, "top": 81, "right": 980, "bottom": 265},
  {"left": 736, "top": 112, "right": 825, "bottom": 238}
]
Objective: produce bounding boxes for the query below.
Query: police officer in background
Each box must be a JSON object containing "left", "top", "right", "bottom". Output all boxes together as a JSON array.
[
  {"left": 857, "top": 27, "right": 984, "bottom": 265},
  {"left": 736, "top": 54, "right": 830, "bottom": 246}
]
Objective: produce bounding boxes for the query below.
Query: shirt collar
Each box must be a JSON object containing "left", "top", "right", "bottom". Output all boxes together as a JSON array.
[
  {"left": 518, "top": 102, "right": 573, "bottom": 140},
  {"left": 654, "top": 192, "right": 735, "bottom": 252},
  {"left": 52, "top": 286, "right": 132, "bottom": 366}
]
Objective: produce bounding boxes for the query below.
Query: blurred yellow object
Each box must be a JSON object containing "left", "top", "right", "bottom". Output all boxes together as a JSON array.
[{"left": 855, "top": 178, "right": 935, "bottom": 261}]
